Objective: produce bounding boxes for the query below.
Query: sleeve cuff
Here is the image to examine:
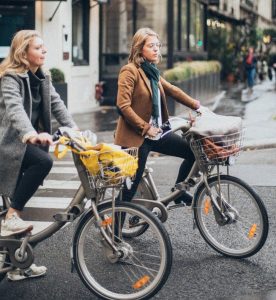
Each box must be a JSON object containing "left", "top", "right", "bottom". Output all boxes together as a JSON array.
[
  {"left": 194, "top": 100, "right": 201, "bottom": 110},
  {"left": 22, "top": 131, "right": 38, "bottom": 143}
]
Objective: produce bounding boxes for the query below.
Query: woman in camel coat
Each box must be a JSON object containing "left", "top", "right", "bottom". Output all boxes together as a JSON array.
[{"left": 115, "top": 28, "right": 200, "bottom": 205}]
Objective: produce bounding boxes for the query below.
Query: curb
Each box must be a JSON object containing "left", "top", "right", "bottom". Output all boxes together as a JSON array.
[
  {"left": 210, "top": 90, "right": 226, "bottom": 112},
  {"left": 242, "top": 139, "right": 276, "bottom": 151}
]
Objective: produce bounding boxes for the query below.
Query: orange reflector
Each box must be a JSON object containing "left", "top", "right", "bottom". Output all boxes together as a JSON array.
[
  {"left": 204, "top": 198, "right": 211, "bottom": 215},
  {"left": 248, "top": 224, "right": 257, "bottom": 239},
  {"left": 133, "top": 275, "right": 150, "bottom": 290},
  {"left": 101, "top": 217, "right": 112, "bottom": 227}
]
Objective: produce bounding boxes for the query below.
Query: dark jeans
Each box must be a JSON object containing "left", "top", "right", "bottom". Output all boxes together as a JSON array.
[
  {"left": 121, "top": 132, "right": 195, "bottom": 202},
  {"left": 11, "top": 144, "right": 53, "bottom": 211},
  {"left": 246, "top": 68, "right": 256, "bottom": 88}
]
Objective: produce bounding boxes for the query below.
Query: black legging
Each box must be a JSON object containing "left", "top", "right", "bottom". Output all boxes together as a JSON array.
[
  {"left": 11, "top": 144, "right": 53, "bottom": 211},
  {"left": 121, "top": 132, "right": 195, "bottom": 202}
]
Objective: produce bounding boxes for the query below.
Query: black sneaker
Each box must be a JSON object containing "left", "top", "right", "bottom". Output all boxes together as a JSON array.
[{"left": 174, "top": 191, "right": 193, "bottom": 206}]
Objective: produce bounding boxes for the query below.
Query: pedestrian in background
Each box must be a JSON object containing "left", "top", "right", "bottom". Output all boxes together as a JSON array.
[
  {"left": 244, "top": 47, "right": 257, "bottom": 95},
  {"left": 0, "top": 30, "right": 77, "bottom": 280},
  {"left": 115, "top": 27, "right": 201, "bottom": 207}
]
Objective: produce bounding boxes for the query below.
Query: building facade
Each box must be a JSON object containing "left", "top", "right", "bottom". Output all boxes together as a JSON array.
[
  {"left": 0, "top": 0, "right": 99, "bottom": 113},
  {"left": 1, "top": 1, "right": 274, "bottom": 112},
  {"left": 0, "top": 0, "right": 210, "bottom": 112}
]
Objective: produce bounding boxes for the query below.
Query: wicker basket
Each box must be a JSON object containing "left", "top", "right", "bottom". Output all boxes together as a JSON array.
[{"left": 190, "top": 130, "right": 243, "bottom": 168}]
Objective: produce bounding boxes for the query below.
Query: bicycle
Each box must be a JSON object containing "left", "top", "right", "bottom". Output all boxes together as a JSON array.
[
  {"left": 0, "top": 127, "right": 172, "bottom": 300},
  {"left": 127, "top": 113, "right": 269, "bottom": 259}
]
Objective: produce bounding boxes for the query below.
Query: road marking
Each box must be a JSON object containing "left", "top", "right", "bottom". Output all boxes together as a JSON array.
[
  {"left": 51, "top": 167, "right": 77, "bottom": 174},
  {"left": 39, "top": 180, "right": 80, "bottom": 189},
  {"left": 25, "top": 197, "right": 72, "bottom": 208},
  {"left": 53, "top": 161, "right": 74, "bottom": 165}
]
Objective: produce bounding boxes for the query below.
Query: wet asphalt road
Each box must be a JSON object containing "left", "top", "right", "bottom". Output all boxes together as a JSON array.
[
  {"left": 0, "top": 150, "right": 276, "bottom": 300},
  {"left": 1, "top": 88, "right": 276, "bottom": 299}
]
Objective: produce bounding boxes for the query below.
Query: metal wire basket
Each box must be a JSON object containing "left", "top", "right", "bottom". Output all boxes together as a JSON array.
[
  {"left": 190, "top": 130, "right": 243, "bottom": 169},
  {"left": 82, "top": 147, "right": 139, "bottom": 189}
]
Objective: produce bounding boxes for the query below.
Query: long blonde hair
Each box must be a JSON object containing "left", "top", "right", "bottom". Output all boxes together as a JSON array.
[
  {"left": 0, "top": 30, "right": 41, "bottom": 78},
  {"left": 128, "top": 28, "right": 161, "bottom": 66}
]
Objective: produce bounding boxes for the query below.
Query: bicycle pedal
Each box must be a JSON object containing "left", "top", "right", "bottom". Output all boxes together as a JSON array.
[
  {"left": 167, "top": 203, "right": 186, "bottom": 210},
  {"left": 53, "top": 213, "right": 75, "bottom": 222}
]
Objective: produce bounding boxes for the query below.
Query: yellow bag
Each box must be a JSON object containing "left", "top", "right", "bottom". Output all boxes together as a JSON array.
[
  {"left": 81, "top": 144, "right": 138, "bottom": 178},
  {"left": 55, "top": 139, "right": 138, "bottom": 179}
]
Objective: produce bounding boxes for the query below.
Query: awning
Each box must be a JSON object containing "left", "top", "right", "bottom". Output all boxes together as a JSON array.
[{"left": 208, "top": 9, "right": 246, "bottom": 26}]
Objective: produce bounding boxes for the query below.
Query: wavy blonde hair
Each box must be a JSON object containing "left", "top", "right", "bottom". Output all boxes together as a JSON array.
[
  {"left": 128, "top": 27, "right": 161, "bottom": 66},
  {"left": 0, "top": 30, "right": 42, "bottom": 78}
]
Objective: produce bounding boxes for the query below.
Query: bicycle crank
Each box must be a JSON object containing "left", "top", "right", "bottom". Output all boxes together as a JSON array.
[{"left": 0, "top": 238, "right": 34, "bottom": 269}]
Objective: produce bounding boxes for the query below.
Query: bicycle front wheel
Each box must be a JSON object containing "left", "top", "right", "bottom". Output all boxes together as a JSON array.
[
  {"left": 122, "top": 178, "right": 155, "bottom": 238},
  {"left": 73, "top": 201, "right": 172, "bottom": 300},
  {"left": 194, "top": 175, "right": 269, "bottom": 258}
]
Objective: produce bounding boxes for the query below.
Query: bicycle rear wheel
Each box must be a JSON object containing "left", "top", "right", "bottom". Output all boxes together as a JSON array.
[
  {"left": 73, "top": 201, "right": 172, "bottom": 300},
  {"left": 194, "top": 175, "right": 269, "bottom": 258},
  {"left": 0, "top": 247, "right": 9, "bottom": 282},
  {"left": 0, "top": 196, "right": 10, "bottom": 214}
]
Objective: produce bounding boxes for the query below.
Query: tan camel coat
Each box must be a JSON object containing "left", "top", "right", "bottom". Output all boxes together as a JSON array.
[{"left": 114, "top": 63, "right": 199, "bottom": 147}]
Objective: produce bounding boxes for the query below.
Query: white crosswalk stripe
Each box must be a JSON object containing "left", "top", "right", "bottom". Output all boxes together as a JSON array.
[
  {"left": 25, "top": 197, "right": 72, "bottom": 208},
  {"left": 50, "top": 166, "right": 77, "bottom": 173},
  {"left": 22, "top": 156, "right": 81, "bottom": 234},
  {"left": 39, "top": 180, "right": 80, "bottom": 190}
]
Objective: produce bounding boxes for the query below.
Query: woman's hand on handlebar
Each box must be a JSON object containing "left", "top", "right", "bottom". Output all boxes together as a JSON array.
[
  {"left": 196, "top": 105, "right": 210, "bottom": 115},
  {"left": 27, "top": 132, "right": 54, "bottom": 146}
]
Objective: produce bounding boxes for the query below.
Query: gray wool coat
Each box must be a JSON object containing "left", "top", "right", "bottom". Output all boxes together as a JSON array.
[{"left": 0, "top": 71, "right": 77, "bottom": 197}]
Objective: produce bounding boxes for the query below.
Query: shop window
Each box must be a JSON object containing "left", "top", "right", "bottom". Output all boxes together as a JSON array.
[
  {"left": 189, "top": 0, "right": 204, "bottom": 52},
  {"left": 174, "top": 0, "right": 187, "bottom": 52},
  {"left": 101, "top": 0, "right": 133, "bottom": 76},
  {"left": 0, "top": 2, "right": 34, "bottom": 61},
  {"left": 136, "top": 0, "right": 167, "bottom": 68},
  {"left": 72, "top": 0, "right": 90, "bottom": 66}
]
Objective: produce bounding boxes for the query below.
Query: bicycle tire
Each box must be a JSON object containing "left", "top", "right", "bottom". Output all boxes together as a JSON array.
[
  {"left": 0, "top": 196, "right": 10, "bottom": 281},
  {"left": 0, "top": 246, "right": 8, "bottom": 282},
  {"left": 0, "top": 196, "right": 10, "bottom": 214},
  {"left": 122, "top": 178, "right": 155, "bottom": 238},
  {"left": 193, "top": 175, "right": 269, "bottom": 258},
  {"left": 72, "top": 201, "right": 172, "bottom": 300}
]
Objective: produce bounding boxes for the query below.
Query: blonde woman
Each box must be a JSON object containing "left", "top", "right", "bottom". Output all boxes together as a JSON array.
[
  {"left": 0, "top": 30, "right": 77, "bottom": 280},
  {"left": 115, "top": 27, "right": 200, "bottom": 205}
]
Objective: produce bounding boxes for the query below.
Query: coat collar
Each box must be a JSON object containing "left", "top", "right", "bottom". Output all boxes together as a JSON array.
[{"left": 138, "top": 67, "right": 152, "bottom": 97}]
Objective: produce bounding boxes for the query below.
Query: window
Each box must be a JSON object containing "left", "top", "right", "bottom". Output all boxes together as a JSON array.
[
  {"left": 101, "top": 0, "right": 133, "bottom": 76},
  {"left": 174, "top": 0, "right": 187, "bottom": 52},
  {"left": 0, "top": 2, "right": 35, "bottom": 61},
  {"left": 189, "top": 0, "right": 204, "bottom": 52},
  {"left": 273, "top": 0, "right": 276, "bottom": 19},
  {"left": 72, "top": 0, "right": 89, "bottom": 65},
  {"left": 136, "top": 0, "right": 168, "bottom": 67}
]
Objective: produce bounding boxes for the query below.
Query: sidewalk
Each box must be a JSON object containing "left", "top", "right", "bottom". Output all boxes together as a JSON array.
[{"left": 241, "top": 79, "right": 276, "bottom": 150}]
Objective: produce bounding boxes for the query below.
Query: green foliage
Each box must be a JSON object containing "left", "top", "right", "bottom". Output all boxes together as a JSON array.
[
  {"left": 49, "top": 68, "right": 65, "bottom": 83},
  {"left": 207, "top": 28, "right": 235, "bottom": 79},
  {"left": 263, "top": 28, "right": 276, "bottom": 39},
  {"left": 163, "top": 61, "right": 221, "bottom": 82}
]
